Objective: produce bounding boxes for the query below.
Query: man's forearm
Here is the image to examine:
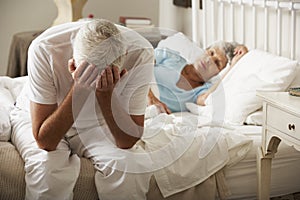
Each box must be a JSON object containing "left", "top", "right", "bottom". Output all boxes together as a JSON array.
[
  {"left": 96, "top": 92, "right": 143, "bottom": 149},
  {"left": 33, "top": 87, "right": 75, "bottom": 151}
]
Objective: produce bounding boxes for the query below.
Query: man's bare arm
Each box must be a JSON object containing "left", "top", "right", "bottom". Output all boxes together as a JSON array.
[
  {"left": 96, "top": 66, "right": 144, "bottom": 149},
  {"left": 30, "top": 89, "right": 74, "bottom": 151},
  {"left": 31, "top": 61, "right": 98, "bottom": 151}
]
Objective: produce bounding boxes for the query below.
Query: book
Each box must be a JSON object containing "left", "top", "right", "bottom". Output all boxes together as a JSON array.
[
  {"left": 125, "top": 23, "right": 155, "bottom": 29},
  {"left": 288, "top": 87, "right": 300, "bottom": 97},
  {"left": 119, "top": 16, "right": 152, "bottom": 25}
]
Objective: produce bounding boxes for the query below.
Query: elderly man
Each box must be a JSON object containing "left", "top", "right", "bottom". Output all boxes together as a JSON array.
[{"left": 11, "top": 19, "right": 154, "bottom": 200}]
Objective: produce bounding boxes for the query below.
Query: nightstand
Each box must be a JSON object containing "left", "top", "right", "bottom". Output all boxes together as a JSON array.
[
  {"left": 7, "top": 30, "right": 44, "bottom": 77},
  {"left": 257, "top": 92, "right": 300, "bottom": 200}
]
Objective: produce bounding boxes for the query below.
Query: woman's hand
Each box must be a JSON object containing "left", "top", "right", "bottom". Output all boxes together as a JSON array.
[
  {"left": 148, "top": 89, "right": 171, "bottom": 114},
  {"left": 196, "top": 92, "right": 209, "bottom": 106},
  {"left": 231, "top": 45, "right": 248, "bottom": 67}
]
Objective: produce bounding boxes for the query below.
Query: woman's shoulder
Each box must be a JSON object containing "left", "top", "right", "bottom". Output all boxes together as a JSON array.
[{"left": 154, "top": 47, "right": 187, "bottom": 65}]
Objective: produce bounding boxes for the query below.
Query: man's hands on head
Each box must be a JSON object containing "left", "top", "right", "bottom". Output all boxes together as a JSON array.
[
  {"left": 95, "top": 66, "right": 143, "bottom": 149},
  {"left": 68, "top": 59, "right": 99, "bottom": 90},
  {"left": 68, "top": 58, "right": 127, "bottom": 94},
  {"left": 69, "top": 59, "right": 144, "bottom": 149},
  {"left": 96, "top": 65, "right": 127, "bottom": 95}
]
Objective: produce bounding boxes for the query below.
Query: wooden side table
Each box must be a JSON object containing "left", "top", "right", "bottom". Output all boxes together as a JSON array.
[
  {"left": 257, "top": 92, "right": 300, "bottom": 200},
  {"left": 6, "top": 30, "right": 44, "bottom": 78}
]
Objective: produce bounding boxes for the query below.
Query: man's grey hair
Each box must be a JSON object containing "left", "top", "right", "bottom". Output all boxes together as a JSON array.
[
  {"left": 206, "top": 40, "right": 239, "bottom": 64},
  {"left": 73, "top": 19, "right": 125, "bottom": 70}
]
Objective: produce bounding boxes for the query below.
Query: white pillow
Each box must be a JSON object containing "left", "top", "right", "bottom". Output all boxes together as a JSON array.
[
  {"left": 0, "top": 87, "right": 14, "bottom": 141},
  {"left": 187, "top": 49, "right": 298, "bottom": 125},
  {"left": 244, "top": 110, "right": 263, "bottom": 126},
  {"left": 0, "top": 86, "right": 14, "bottom": 107},
  {"left": 289, "top": 63, "right": 300, "bottom": 88},
  {"left": 15, "top": 80, "right": 30, "bottom": 112},
  {"left": 0, "top": 76, "right": 28, "bottom": 141},
  {"left": 157, "top": 32, "right": 204, "bottom": 63},
  {"left": 0, "top": 106, "right": 12, "bottom": 141},
  {"left": 9, "top": 76, "right": 29, "bottom": 100}
]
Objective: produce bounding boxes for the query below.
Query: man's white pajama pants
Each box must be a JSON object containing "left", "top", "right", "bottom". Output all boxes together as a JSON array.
[{"left": 10, "top": 108, "right": 151, "bottom": 200}]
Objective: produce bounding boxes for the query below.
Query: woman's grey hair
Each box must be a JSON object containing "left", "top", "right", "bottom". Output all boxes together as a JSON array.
[
  {"left": 73, "top": 19, "right": 125, "bottom": 70},
  {"left": 206, "top": 41, "right": 239, "bottom": 64}
]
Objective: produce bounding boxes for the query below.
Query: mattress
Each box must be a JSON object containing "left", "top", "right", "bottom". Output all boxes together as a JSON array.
[
  {"left": 1, "top": 75, "right": 300, "bottom": 199},
  {"left": 224, "top": 125, "right": 300, "bottom": 199},
  {"left": 164, "top": 112, "right": 298, "bottom": 198}
]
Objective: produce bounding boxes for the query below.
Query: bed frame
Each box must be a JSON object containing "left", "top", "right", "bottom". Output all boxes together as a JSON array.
[
  {"left": 192, "top": 0, "right": 300, "bottom": 62},
  {"left": 191, "top": 0, "right": 300, "bottom": 199}
]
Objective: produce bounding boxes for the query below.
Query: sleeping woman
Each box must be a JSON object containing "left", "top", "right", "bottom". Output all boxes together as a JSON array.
[{"left": 148, "top": 41, "right": 248, "bottom": 114}]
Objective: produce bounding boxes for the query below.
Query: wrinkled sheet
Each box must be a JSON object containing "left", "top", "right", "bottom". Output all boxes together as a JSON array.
[
  {"left": 0, "top": 75, "right": 253, "bottom": 198},
  {"left": 142, "top": 111, "right": 253, "bottom": 197}
]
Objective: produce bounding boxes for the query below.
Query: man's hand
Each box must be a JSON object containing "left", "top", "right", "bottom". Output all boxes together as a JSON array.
[
  {"left": 96, "top": 65, "right": 127, "bottom": 94},
  {"left": 95, "top": 66, "right": 142, "bottom": 149},
  {"left": 68, "top": 58, "right": 76, "bottom": 78},
  {"left": 68, "top": 59, "right": 100, "bottom": 122},
  {"left": 68, "top": 58, "right": 99, "bottom": 91},
  {"left": 231, "top": 45, "right": 248, "bottom": 67}
]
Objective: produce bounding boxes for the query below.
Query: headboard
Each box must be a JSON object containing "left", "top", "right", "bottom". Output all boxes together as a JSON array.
[{"left": 191, "top": 0, "right": 300, "bottom": 62}]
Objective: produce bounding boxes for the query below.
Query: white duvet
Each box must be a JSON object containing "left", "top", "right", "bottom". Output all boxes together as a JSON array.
[
  {"left": 142, "top": 110, "right": 253, "bottom": 197},
  {"left": 0, "top": 76, "right": 253, "bottom": 198}
]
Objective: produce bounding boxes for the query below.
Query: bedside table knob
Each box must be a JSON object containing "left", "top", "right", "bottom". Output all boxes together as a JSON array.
[{"left": 288, "top": 124, "right": 295, "bottom": 131}]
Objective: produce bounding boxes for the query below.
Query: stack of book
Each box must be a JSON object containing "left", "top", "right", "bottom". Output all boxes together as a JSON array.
[
  {"left": 119, "top": 16, "right": 161, "bottom": 47},
  {"left": 288, "top": 87, "right": 300, "bottom": 97},
  {"left": 119, "top": 16, "right": 154, "bottom": 29}
]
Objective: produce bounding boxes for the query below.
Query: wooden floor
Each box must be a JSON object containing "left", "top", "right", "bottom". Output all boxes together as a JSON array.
[{"left": 271, "top": 193, "right": 300, "bottom": 200}]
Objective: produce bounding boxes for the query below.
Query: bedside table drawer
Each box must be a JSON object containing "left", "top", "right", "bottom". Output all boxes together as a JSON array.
[{"left": 267, "top": 105, "right": 300, "bottom": 139}]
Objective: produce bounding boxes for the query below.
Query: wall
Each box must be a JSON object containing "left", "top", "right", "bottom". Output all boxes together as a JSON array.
[
  {"left": 159, "top": 0, "right": 194, "bottom": 39},
  {"left": 0, "top": 0, "right": 159, "bottom": 76},
  {"left": 159, "top": 0, "right": 300, "bottom": 61}
]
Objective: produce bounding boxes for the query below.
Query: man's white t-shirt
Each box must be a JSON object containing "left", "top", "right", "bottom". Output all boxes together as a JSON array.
[{"left": 24, "top": 20, "right": 154, "bottom": 129}]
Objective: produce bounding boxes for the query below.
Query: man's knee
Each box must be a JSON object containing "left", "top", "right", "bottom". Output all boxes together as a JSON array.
[{"left": 24, "top": 149, "right": 81, "bottom": 199}]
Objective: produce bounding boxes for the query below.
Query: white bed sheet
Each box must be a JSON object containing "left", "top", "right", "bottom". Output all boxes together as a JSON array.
[
  {"left": 171, "top": 112, "right": 300, "bottom": 199},
  {"left": 224, "top": 125, "right": 300, "bottom": 199},
  {"left": 143, "top": 111, "right": 253, "bottom": 197},
  {"left": 2, "top": 75, "right": 300, "bottom": 199}
]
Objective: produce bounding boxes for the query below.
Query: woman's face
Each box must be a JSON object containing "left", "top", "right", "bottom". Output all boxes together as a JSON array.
[{"left": 193, "top": 47, "right": 228, "bottom": 82}]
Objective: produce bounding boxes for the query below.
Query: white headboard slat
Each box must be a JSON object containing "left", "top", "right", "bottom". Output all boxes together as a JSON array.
[
  {"left": 277, "top": 8, "right": 282, "bottom": 56},
  {"left": 192, "top": 0, "right": 300, "bottom": 62},
  {"left": 264, "top": 6, "right": 268, "bottom": 51}
]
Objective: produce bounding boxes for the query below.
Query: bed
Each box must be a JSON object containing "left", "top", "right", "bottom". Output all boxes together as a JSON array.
[{"left": 1, "top": 0, "right": 300, "bottom": 199}]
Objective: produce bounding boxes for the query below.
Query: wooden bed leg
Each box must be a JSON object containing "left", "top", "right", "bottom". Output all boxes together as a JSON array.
[{"left": 257, "top": 147, "right": 272, "bottom": 200}]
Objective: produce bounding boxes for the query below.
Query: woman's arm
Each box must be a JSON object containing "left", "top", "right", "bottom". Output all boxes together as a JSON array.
[
  {"left": 230, "top": 45, "right": 248, "bottom": 67},
  {"left": 197, "top": 45, "right": 248, "bottom": 106},
  {"left": 148, "top": 88, "right": 171, "bottom": 114}
]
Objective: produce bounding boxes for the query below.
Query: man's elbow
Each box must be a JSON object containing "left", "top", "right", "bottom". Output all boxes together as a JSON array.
[
  {"left": 116, "top": 136, "right": 140, "bottom": 149},
  {"left": 36, "top": 142, "right": 57, "bottom": 151},
  {"left": 34, "top": 135, "right": 57, "bottom": 152}
]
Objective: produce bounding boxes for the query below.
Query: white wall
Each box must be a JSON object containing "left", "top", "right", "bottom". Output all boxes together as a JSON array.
[
  {"left": 0, "top": 0, "right": 159, "bottom": 76},
  {"left": 159, "top": 0, "right": 300, "bottom": 61},
  {"left": 159, "top": 0, "right": 194, "bottom": 39}
]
